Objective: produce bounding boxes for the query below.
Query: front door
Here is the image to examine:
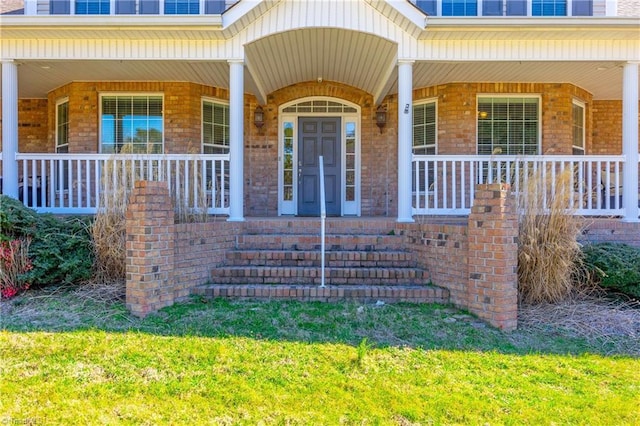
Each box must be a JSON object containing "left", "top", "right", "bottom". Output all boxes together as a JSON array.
[{"left": 297, "top": 117, "right": 341, "bottom": 216}]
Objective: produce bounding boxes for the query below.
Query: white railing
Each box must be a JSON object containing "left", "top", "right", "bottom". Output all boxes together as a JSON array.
[
  {"left": 12, "top": 153, "right": 230, "bottom": 215},
  {"left": 412, "top": 155, "right": 629, "bottom": 216}
]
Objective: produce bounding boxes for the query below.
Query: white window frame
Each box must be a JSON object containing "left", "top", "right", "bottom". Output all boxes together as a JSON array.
[
  {"left": 98, "top": 93, "right": 165, "bottom": 154},
  {"left": 572, "top": 99, "right": 586, "bottom": 155},
  {"left": 56, "top": 97, "right": 70, "bottom": 153},
  {"left": 55, "top": 97, "right": 70, "bottom": 192},
  {"left": 201, "top": 97, "right": 230, "bottom": 154},
  {"left": 476, "top": 94, "right": 542, "bottom": 156},
  {"left": 413, "top": 98, "right": 438, "bottom": 155},
  {"left": 278, "top": 97, "right": 361, "bottom": 216}
]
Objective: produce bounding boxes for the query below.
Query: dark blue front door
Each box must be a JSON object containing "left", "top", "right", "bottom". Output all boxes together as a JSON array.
[{"left": 298, "top": 117, "right": 341, "bottom": 216}]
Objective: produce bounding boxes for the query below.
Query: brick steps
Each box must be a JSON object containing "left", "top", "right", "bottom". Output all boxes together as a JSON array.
[
  {"left": 210, "top": 265, "right": 426, "bottom": 285},
  {"left": 243, "top": 218, "right": 398, "bottom": 236},
  {"left": 195, "top": 218, "right": 447, "bottom": 304},
  {"left": 235, "top": 234, "right": 404, "bottom": 251},
  {"left": 225, "top": 250, "right": 415, "bottom": 268},
  {"left": 192, "top": 284, "right": 449, "bottom": 304}
]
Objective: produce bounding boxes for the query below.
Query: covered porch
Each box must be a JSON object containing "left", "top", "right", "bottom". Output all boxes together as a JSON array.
[{"left": 1, "top": 2, "right": 639, "bottom": 221}]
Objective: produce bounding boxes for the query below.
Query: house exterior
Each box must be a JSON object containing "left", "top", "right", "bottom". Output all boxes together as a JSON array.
[{"left": 1, "top": 0, "right": 639, "bottom": 222}]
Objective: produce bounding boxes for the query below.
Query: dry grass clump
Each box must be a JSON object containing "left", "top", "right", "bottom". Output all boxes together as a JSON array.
[
  {"left": 92, "top": 146, "right": 209, "bottom": 281},
  {"left": 92, "top": 155, "right": 132, "bottom": 282},
  {"left": 518, "top": 294, "right": 640, "bottom": 356},
  {"left": 517, "top": 168, "right": 586, "bottom": 304}
]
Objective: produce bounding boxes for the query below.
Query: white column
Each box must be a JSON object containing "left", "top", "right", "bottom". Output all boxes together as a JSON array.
[
  {"left": 397, "top": 60, "right": 414, "bottom": 223},
  {"left": 622, "top": 62, "right": 639, "bottom": 222},
  {"left": 2, "top": 60, "right": 19, "bottom": 199},
  {"left": 228, "top": 60, "right": 245, "bottom": 221}
]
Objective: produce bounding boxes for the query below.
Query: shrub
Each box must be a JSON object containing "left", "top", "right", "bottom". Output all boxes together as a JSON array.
[
  {"left": 517, "top": 168, "right": 584, "bottom": 304},
  {"left": 0, "top": 195, "right": 94, "bottom": 289},
  {"left": 581, "top": 243, "right": 640, "bottom": 299}
]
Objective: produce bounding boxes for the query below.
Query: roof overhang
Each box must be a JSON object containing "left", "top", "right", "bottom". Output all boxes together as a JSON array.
[
  {"left": 421, "top": 17, "right": 640, "bottom": 40},
  {"left": 0, "top": 15, "right": 224, "bottom": 40}
]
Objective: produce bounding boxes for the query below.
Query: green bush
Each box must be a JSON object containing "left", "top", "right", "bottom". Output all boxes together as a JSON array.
[
  {"left": 581, "top": 242, "right": 640, "bottom": 298},
  {"left": 0, "top": 195, "right": 94, "bottom": 287}
]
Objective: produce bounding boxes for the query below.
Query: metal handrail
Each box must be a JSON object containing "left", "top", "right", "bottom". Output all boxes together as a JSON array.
[{"left": 319, "top": 156, "right": 326, "bottom": 288}]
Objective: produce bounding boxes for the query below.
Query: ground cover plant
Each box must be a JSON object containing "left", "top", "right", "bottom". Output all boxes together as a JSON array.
[
  {"left": 1, "top": 285, "right": 638, "bottom": 425},
  {"left": 582, "top": 242, "right": 640, "bottom": 299}
]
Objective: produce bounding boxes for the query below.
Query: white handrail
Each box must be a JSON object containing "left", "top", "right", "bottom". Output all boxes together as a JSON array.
[{"left": 319, "top": 156, "right": 326, "bottom": 288}]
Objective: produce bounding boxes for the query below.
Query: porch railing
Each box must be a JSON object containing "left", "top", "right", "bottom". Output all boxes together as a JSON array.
[
  {"left": 412, "top": 155, "right": 630, "bottom": 216},
  {"left": 9, "top": 153, "right": 230, "bottom": 215}
]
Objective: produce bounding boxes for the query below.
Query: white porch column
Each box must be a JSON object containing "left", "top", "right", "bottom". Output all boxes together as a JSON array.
[
  {"left": 622, "top": 62, "right": 639, "bottom": 222},
  {"left": 2, "top": 60, "right": 19, "bottom": 199},
  {"left": 228, "top": 60, "right": 245, "bottom": 221},
  {"left": 397, "top": 60, "right": 414, "bottom": 223}
]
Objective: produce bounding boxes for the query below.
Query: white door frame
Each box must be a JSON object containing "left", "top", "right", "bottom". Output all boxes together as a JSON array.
[{"left": 278, "top": 96, "right": 361, "bottom": 216}]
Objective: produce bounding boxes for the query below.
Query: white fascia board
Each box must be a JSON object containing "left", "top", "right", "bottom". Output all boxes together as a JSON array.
[
  {"left": 378, "top": 0, "right": 427, "bottom": 30},
  {"left": 222, "top": 0, "right": 265, "bottom": 30},
  {"left": 422, "top": 17, "right": 640, "bottom": 39},
  {"left": 0, "top": 15, "right": 223, "bottom": 29}
]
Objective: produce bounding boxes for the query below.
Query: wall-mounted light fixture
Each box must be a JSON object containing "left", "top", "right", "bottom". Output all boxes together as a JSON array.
[
  {"left": 478, "top": 111, "right": 489, "bottom": 119},
  {"left": 376, "top": 104, "right": 387, "bottom": 133},
  {"left": 254, "top": 105, "right": 265, "bottom": 129}
]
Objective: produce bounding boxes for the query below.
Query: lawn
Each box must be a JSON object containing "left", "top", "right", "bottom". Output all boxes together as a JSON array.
[{"left": 1, "top": 285, "right": 638, "bottom": 425}]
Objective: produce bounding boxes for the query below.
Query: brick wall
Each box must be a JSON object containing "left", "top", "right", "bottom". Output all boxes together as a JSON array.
[
  {"left": 592, "top": 100, "right": 640, "bottom": 155},
  {"left": 125, "top": 181, "right": 176, "bottom": 317},
  {"left": 580, "top": 218, "right": 640, "bottom": 247},
  {"left": 125, "top": 180, "right": 242, "bottom": 316},
  {"left": 0, "top": 99, "right": 48, "bottom": 153},
  {"left": 399, "top": 221, "right": 469, "bottom": 307},
  {"left": 173, "top": 220, "right": 242, "bottom": 299}
]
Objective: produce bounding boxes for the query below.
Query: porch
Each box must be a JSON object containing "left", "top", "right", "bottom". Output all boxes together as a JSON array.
[{"left": 1, "top": 152, "right": 639, "bottom": 220}]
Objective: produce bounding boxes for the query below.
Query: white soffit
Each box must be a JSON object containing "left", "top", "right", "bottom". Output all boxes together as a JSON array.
[
  {"left": 411, "top": 61, "right": 629, "bottom": 100},
  {"left": 244, "top": 27, "right": 397, "bottom": 97},
  {"left": 14, "top": 60, "right": 231, "bottom": 99}
]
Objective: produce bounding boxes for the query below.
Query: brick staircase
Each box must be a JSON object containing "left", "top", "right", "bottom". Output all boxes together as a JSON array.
[{"left": 193, "top": 218, "right": 449, "bottom": 304}]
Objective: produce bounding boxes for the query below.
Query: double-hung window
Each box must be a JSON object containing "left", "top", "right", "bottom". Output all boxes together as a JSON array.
[
  {"left": 532, "top": 0, "right": 567, "bottom": 16},
  {"left": 413, "top": 100, "right": 437, "bottom": 194},
  {"left": 56, "top": 99, "right": 70, "bottom": 191},
  {"left": 477, "top": 96, "right": 540, "bottom": 156},
  {"left": 164, "top": 0, "right": 199, "bottom": 14},
  {"left": 100, "top": 95, "right": 164, "bottom": 154},
  {"left": 75, "top": 0, "right": 109, "bottom": 14},
  {"left": 202, "top": 100, "right": 230, "bottom": 154},
  {"left": 572, "top": 100, "right": 585, "bottom": 155},
  {"left": 442, "top": 0, "right": 477, "bottom": 16}
]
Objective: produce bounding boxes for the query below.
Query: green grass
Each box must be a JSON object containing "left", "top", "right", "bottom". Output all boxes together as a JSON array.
[{"left": 1, "top": 286, "right": 638, "bottom": 424}]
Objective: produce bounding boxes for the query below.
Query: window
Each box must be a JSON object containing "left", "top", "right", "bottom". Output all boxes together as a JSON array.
[
  {"left": 477, "top": 96, "right": 539, "bottom": 155},
  {"left": 165, "top": 0, "right": 199, "bottom": 14},
  {"left": 75, "top": 0, "right": 109, "bottom": 14},
  {"left": 572, "top": 100, "right": 585, "bottom": 155},
  {"left": 56, "top": 99, "right": 70, "bottom": 190},
  {"left": 101, "top": 95, "right": 163, "bottom": 154},
  {"left": 413, "top": 101, "right": 437, "bottom": 194},
  {"left": 413, "top": 101, "right": 437, "bottom": 155},
  {"left": 202, "top": 100, "right": 229, "bottom": 154},
  {"left": 282, "top": 122, "right": 294, "bottom": 201},
  {"left": 532, "top": 0, "right": 567, "bottom": 16},
  {"left": 345, "top": 122, "right": 357, "bottom": 202},
  {"left": 442, "top": 0, "right": 477, "bottom": 16}
]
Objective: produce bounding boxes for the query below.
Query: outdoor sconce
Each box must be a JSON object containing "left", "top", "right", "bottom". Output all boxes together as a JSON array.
[
  {"left": 254, "top": 105, "right": 265, "bottom": 129},
  {"left": 376, "top": 105, "right": 387, "bottom": 133}
]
